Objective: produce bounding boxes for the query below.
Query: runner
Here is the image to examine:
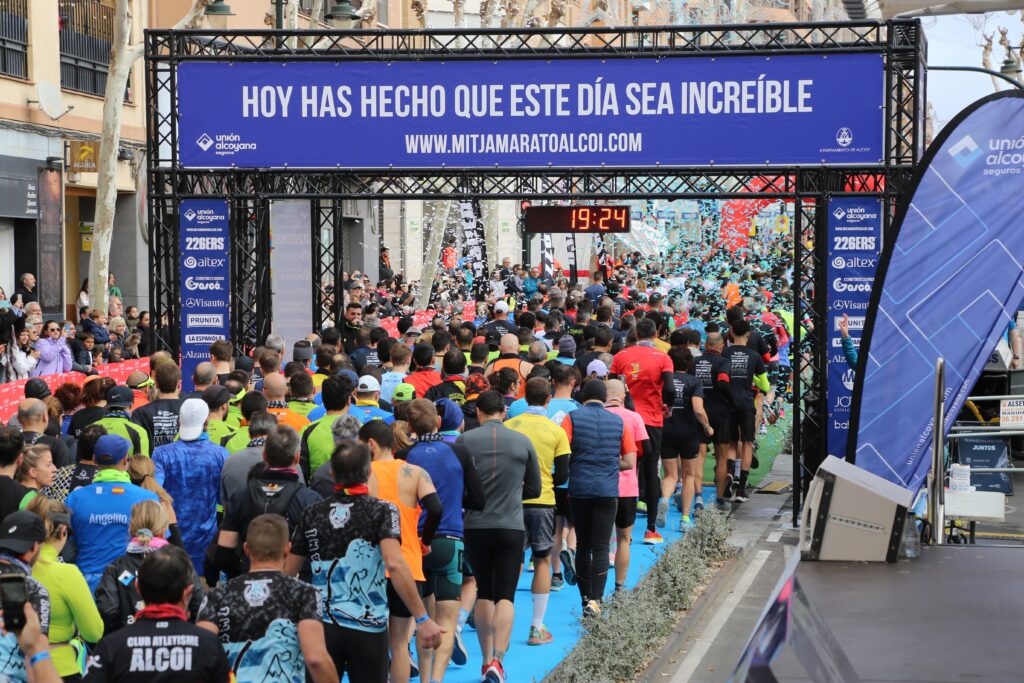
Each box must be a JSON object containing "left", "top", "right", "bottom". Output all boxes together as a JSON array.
[
  {"left": 694, "top": 332, "right": 735, "bottom": 512},
  {"left": 722, "top": 320, "right": 770, "bottom": 502},
  {"left": 663, "top": 347, "right": 715, "bottom": 530}
]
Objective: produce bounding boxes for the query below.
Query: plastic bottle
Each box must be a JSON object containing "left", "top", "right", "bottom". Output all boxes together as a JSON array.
[{"left": 901, "top": 513, "right": 921, "bottom": 560}]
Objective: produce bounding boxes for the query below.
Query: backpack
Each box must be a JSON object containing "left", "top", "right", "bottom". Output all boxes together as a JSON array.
[{"left": 240, "top": 478, "right": 304, "bottom": 544}]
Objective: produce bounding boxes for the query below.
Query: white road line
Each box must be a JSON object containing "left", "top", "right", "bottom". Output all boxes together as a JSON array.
[
  {"left": 670, "top": 549, "right": 773, "bottom": 683},
  {"left": 766, "top": 531, "right": 783, "bottom": 543}
]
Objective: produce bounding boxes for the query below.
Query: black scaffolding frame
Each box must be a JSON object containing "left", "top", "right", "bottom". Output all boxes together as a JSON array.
[{"left": 144, "top": 19, "right": 926, "bottom": 523}]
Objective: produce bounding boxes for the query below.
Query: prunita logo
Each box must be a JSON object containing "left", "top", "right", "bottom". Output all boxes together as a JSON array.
[
  {"left": 836, "top": 128, "right": 853, "bottom": 148},
  {"left": 183, "top": 209, "right": 197, "bottom": 222},
  {"left": 184, "top": 277, "right": 223, "bottom": 292},
  {"left": 948, "top": 134, "right": 982, "bottom": 168},
  {"left": 832, "top": 207, "right": 846, "bottom": 221},
  {"left": 186, "top": 314, "right": 224, "bottom": 328},
  {"left": 183, "top": 256, "right": 197, "bottom": 269},
  {"left": 196, "top": 134, "right": 214, "bottom": 152},
  {"left": 842, "top": 368, "right": 856, "bottom": 391}
]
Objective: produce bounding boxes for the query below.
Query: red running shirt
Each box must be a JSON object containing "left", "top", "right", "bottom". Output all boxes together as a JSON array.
[{"left": 610, "top": 345, "right": 673, "bottom": 427}]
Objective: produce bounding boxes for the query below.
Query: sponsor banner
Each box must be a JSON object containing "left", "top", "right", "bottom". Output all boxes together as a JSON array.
[
  {"left": 1000, "top": 398, "right": 1024, "bottom": 427},
  {"left": 177, "top": 55, "right": 884, "bottom": 169},
  {"left": 270, "top": 200, "right": 315, "bottom": 351},
  {"left": 827, "top": 198, "right": 881, "bottom": 461},
  {"left": 180, "top": 199, "right": 230, "bottom": 392},
  {"left": 851, "top": 92, "right": 1024, "bottom": 491},
  {"left": 458, "top": 199, "right": 490, "bottom": 301}
]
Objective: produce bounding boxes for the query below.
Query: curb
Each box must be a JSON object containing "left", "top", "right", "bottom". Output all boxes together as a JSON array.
[{"left": 634, "top": 544, "right": 749, "bottom": 683}]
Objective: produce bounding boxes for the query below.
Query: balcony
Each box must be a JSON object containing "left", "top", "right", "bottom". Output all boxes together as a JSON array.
[
  {"left": 0, "top": 0, "right": 28, "bottom": 79},
  {"left": 59, "top": 0, "right": 115, "bottom": 98}
]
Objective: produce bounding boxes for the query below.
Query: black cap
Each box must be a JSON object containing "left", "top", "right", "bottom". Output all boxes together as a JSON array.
[
  {"left": 105, "top": 385, "right": 135, "bottom": 409},
  {"left": 579, "top": 379, "right": 608, "bottom": 404},
  {"left": 24, "top": 379, "right": 50, "bottom": 400},
  {"left": 234, "top": 356, "right": 254, "bottom": 373},
  {"left": 202, "top": 384, "right": 232, "bottom": 411},
  {"left": 0, "top": 511, "right": 46, "bottom": 555}
]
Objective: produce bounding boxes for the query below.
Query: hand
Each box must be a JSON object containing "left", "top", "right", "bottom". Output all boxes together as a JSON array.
[
  {"left": 419, "top": 540, "right": 432, "bottom": 557},
  {"left": 704, "top": 425, "right": 714, "bottom": 437},
  {"left": 30, "top": 350, "right": 39, "bottom": 359},
  {"left": 415, "top": 617, "right": 444, "bottom": 649},
  {"left": 838, "top": 313, "right": 849, "bottom": 339}
]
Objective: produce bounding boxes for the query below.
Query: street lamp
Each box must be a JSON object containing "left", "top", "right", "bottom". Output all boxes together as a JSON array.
[
  {"left": 326, "top": 0, "right": 361, "bottom": 28},
  {"left": 205, "top": 0, "right": 234, "bottom": 30},
  {"left": 1000, "top": 55, "right": 1023, "bottom": 84}
]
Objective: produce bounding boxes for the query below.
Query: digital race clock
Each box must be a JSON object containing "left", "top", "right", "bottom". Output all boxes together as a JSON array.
[{"left": 524, "top": 206, "right": 631, "bottom": 234}]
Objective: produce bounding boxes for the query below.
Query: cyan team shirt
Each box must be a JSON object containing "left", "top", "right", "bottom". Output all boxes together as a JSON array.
[
  {"left": 290, "top": 493, "right": 401, "bottom": 633},
  {"left": 547, "top": 398, "right": 581, "bottom": 490}
]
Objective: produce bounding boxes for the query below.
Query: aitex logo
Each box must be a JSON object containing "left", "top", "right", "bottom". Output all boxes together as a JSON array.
[{"left": 948, "top": 135, "right": 982, "bottom": 168}]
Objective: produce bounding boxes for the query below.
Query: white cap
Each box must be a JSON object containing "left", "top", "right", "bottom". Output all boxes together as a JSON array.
[
  {"left": 178, "top": 398, "right": 210, "bottom": 441},
  {"left": 494, "top": 301, "right": 509, "bottom": 314},
  {"left": 358, "top": 375, "right": 381, "bottom": 393},
  {"left": 587, "top": 360, "right": 609, "bottom": 378}
]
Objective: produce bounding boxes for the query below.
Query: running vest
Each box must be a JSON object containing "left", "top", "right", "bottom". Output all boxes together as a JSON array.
[
  {"left": 491, "top": 356, "right": 529, "bottom": 399},
  {"left": 371, "top": 459, "right": 425, "bottom": 581}
]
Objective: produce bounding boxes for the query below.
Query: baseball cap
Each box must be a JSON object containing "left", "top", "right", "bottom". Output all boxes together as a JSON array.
[
  {"left": 335, "top": 369, "right": 359, "bottom": 389},
  {"left": 105, "top": 385, "right": 135, "bottom": 409},
  {"left": 392, "top": 383, "right": 415, "bottom": 402},
  {"left": 0, "top": 511, "right": 46, "bottom": 555},
  {"left": 435, "top": 398, "right": 464, "bottom": 432},
  {"left": 405, "top": 327, "right": 422, "bottom": 338},
  {"left": 293, "top": 340, "right": 314, "bottom": 362},
  {"left": 202, "top": 385, "right": 232, "bottom": 411},
  {"left": 235, "top": 355, "right": 255, "bottom": 373},
  {"left": 24, "top": 378, "right": 50, "bottom": 400},
  {"left": 358, "top": 376, "right": 381, "bottom": 393},
  {"left": 558, "top": 336, "right": 577, "bottom": 354},
  {"left": 178, "top": 398, "right": 210, "bottom": 441},
  {"left": 586, "top": 359, "right": 609, "bottom": 378},
  {"left": 494, "top": 301, "right": 509, "bottom": 314},
  {"left": 350, "top": 281, "right": 365, "bottom": 290},
  {"left": 94, "top": 434, "right": 130, "bottom": 466}
]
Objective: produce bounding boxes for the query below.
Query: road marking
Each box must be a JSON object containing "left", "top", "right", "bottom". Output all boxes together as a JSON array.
[
  {"left": 670, "top": 549, "right": 773, "bottom": 683},
  {"left": 766, "top": 531, "right": 783, "bottom": 543}
]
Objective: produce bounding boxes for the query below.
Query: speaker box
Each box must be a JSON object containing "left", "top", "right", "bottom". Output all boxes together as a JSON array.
[{"left": 800, "top": 456, "right": 915, "bottom": 563}]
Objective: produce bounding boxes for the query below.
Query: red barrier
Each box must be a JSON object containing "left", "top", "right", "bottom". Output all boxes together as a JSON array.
[
  {"left": 0, "top": 358, "right": 150, "bottom": 423},
  {"left": 378, "top": 304, "right": 479, "bottom": 338}
]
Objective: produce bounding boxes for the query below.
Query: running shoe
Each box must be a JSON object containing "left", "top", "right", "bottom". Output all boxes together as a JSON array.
[
  {"left": 637, "top": 500, "right": 648, "bottom": 515},
  {"left": 467, "top": 610, "right": 476, "bottom": 630},
  {"left": 725, "top": 474, "right": 735, "bottom": 500},
  {"left": 679, "top": 515, "right": 695, "bottom": 533},
  {"left": 410, "top": 653, "right": 419, "bottom": 679},
  {"left": 693, "top": 495, "right": 705, "bottom": 517},
  {"left": 559, "top": 549, "right": 577, "bottom": 586},
  {"left": 759, "top": 423, "right": 768, "bottom": 435},
  {"left": 655, "top": 498, "right": 669, "bottom": 529},
  {"left": 673, "top": 484, "right": 683, "bottom": 512},
  {"left": 551, "top": 575, "right": 564, "bottom": 592},
  {"left": 582, "top": 600, "right": 602, "bottom": 619},
  {"left": 482, "top": 659, "right": 506, "bottom": 683},
  {"left": 716, "top": 498, "right": 733, "bottom": 514},
  {"left": 643, "top": 530, "right": 664, "bottom": 545},
  {"left": 527, "top": 625, "right": 554, "bottom": 646},
  {"left": 752, "top": 454, "right": 760, "bottom": 470},
  {"left": 527, "top": 559, "right": 534, "bottom": 573},
  {"left": 452, "top": 625, "right": 468, "bottom": 666},
  {"left": 734, "top": 486, "right": 750, "bottom": 503}
]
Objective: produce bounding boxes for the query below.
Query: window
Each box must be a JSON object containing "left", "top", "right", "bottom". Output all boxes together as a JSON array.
[
  {"left": 0, "top": 0, "right": 29, "bottom": 79},
  {"left": 59, "top": 0, "right": 114, "bottom": 97}
]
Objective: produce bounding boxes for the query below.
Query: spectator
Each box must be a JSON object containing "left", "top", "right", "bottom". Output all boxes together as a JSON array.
[
  {"left": 43, "top": 424, "right": 106, "bottom": 503},
  {"left": 380, "top": 247, "right": 395, "bottom": 281},
  {"left": 3, "top": 327, "right": 37, "bottom": 379},
  {"left": 130, "top": 362, "right": 183, "bottom": 451},
  {"left": 107, "top": 272, "right": 122, "bottom": 299},
  {"left": 85, "top": 546, "right": 229, "bottom": 681},
  {"left": 152, "top": 399, "right": 228, "bottom": 571},
  {"left": 66, "top": 434, "right": 159, "bottom": 591},
  {"left": 95, "top": 498, "right": 201, "bottom": 635},
  {"left": 31, "top": 321, "right": 73, "bottom": 377},
  {"left": 13, "top": 272, "right": 37, "bottom": 306},
  {"left": 26, "top": 496, "right": 104, "bottom": 679},
  {"left": 17, "top": 399, "right": 70, "bottom": 468},
  {"left": 82, "top": 309, "right": 111, "bottom": 347},
  {"left": 94, "top": 386, "right": 150, "bottom": 456},
  {"left": 216, "top": 424, "right": 321, "bottom": 580}
]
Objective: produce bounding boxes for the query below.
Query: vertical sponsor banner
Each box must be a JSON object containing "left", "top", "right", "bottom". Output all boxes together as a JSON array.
[
  {"left": 179, "top": 199, "right": 230, "bottom": 392},
  {"left": 565, "top": 233, "right": 578, "bottom": 285},
  {"left": 540, "top": 232, "right": 554, "bottom": 280},
  {"left": 270, "top": 200, "right": 314, "bottom": 348},
  {"left": 37, "top": 168, "right": 63, "bottom": 314},
  {"left": 594, "top": 234, "right": 610, "bottom": 280},
  {"left": 459, "top": 199, "right": 489, "bottom": 301},
  {"left": 826, "top": 198, "right": 881, "bottom": 460},
  {"left": 850, "top": 92, "right": 1024, "bottom": 491}
]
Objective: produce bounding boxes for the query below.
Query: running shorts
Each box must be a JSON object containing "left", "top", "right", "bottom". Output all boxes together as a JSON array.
[
  {"left": 615, "top": 496, "right": 637, "bottom": 529},
  {"left": 522, "top": 506, "right": 556, "bottom": 559},
  {"left": 554, "top": 488, "right": 573, "bottom": 523},
  {"left": 464, "top": 528, "right": 525, "bottom": 603},
  {"left": 422, "top": 536, "right": 464, "bottom": 602},
  {"left": 386, "top": 579, "right": 425, "bottom": 619},
  {"left": 730, "top": 405, "right": 756, "bottom": 443}
]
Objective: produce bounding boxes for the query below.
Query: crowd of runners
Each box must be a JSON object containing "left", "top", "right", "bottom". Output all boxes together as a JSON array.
[{"left": 0, "top": 236, "right": 796, "bottom": 683}]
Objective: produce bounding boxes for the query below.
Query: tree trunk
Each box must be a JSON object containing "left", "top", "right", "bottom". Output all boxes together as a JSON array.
[{"left": 89, "top": 0, "right": 212, "bottom": 318}]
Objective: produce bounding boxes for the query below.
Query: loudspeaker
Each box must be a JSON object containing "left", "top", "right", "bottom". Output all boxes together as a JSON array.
[{"left": 800, "top": 456, "right": 915, "bottom": 563}]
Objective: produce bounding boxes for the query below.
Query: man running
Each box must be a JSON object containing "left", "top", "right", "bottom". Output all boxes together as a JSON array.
[
  {"left": 694, "top": 332, "right": 735, "bottom": 511},
  {"left": 722, "top": 320, "right": 770, "bottom": 502}
]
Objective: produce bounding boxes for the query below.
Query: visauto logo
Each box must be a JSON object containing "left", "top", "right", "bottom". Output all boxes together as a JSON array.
[
  {"left": 832, "top": 278, "right": 873, "bottom": 293},
  {"left": 948, "top": 134, "right": 982, "bottom": 168},
  {"left": 836, "top": 128, "right": 853, "bottom": 148},
  {"left": 196, "top": 134, "right": 214, "bottom": 151},
  {"left": 842, "top": 368, "right": 856, "bottom": 391},
  {"left": 186, "top": 314, "right": 224, "bottom": 328},
  {"left": 185, "top": 334, "right": 222, "bottom": 344},
  {"left": 184, "top": 277, "right": 224, "bottom": 292},
  {"left": 183, "top": 209, "right": 197, "bottom": 222},
  {"left": 832, "top": 207, "right": 846, "bottom": 220}
]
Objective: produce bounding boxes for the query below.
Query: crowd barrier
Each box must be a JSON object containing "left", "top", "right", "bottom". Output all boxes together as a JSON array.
[
  {"left": 0, "top": 358, "right": 150, "bottom": 423},
  {"left": 378, "top": 303, "right": 478, "bottom": 337}
]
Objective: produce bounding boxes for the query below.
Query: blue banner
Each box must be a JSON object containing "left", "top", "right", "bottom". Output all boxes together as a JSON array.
[
  {"left": 179, "top": 199, "right": 230, "bottom": 392},
  {"left": 826, "top": 198, "right": 881, "bottom": 461},
  {"left": 850, "top": 92, "right": 1024, "bottom": 491},
  {"left": 177, "top": 54, "right": 884, "bottom": 169}
]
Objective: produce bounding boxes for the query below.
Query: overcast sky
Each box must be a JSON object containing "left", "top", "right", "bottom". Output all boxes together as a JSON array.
[{"left": 924, "top": 11, "right": 1023, "bottom": 129}]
